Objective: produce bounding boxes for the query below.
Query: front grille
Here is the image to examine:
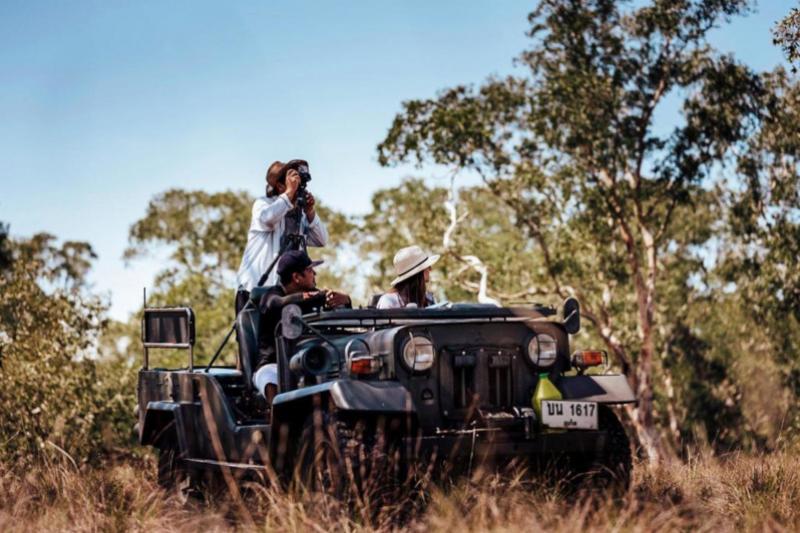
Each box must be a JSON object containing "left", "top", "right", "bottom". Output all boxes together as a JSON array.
[
  {"left": 448, "top": 347, "right": 517, "bottom": 410},
  {"left": 488, "top": 353, "right": 512, "bottom": 407},
  {"left": 453, "top": 364, "right": 475, "bottom": 408}
]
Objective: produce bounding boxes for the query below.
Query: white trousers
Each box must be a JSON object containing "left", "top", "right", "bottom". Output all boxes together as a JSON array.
[{"left": 253, "top": 363, "right": 278, "bottom": 397}]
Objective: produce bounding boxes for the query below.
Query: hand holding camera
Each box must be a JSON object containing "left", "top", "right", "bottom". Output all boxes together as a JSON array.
[
  {"left": 285, "top": 170, "right": 302, "bottom": 202},
  {"left": 278, "top": 160, "right": 313, "bottom": 210}
]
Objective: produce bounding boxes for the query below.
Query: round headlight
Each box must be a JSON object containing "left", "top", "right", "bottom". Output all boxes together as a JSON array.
[
  {"left": 402, "top": 334, "right": 435, "bottom": 372},
  {"left": 527, "top": 334, "right": 557, "bottom": 367}
]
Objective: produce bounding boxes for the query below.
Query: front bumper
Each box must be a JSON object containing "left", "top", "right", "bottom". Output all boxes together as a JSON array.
[{"left": 406, "top": 428, "right": 608, "bottom": 459}]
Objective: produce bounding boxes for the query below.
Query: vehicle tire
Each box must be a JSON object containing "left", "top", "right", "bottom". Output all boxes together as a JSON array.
[
  {"left": 157, "top": 442, "right": 198, "bottom": 503},
  {"left": 580, "top": 406, "right": 632, "bottom": 495},
  {"left": 293, "top": 411, "right": 350, "bottom": 496},
  {"left": 294, "top": 411, "right": 402, "bottom": 501}
]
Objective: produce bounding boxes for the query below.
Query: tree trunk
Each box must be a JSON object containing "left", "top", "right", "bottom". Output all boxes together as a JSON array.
[
  {"left": 632, "top": 339, "right": 663, "bottom": 465},
  {"left": 626, "top": 225, "right": 669, "bottom": 465}
]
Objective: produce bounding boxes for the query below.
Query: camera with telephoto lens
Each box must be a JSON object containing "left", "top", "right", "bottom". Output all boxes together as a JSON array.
[{"left": 280, "top": 159, "right": 312, "bottom": 210}]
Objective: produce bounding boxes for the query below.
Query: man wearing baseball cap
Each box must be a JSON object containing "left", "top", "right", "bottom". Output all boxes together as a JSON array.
[
  {"left": 252, "top": 250, "right": 350, "bottom": 407},
  {"left": 234, "top": 160, "right": 328, "bottom": 314}
]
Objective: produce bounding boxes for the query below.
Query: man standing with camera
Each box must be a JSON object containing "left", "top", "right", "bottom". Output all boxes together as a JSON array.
[{"left": 235, "top": 159, "right": 328, "bottom": 313}]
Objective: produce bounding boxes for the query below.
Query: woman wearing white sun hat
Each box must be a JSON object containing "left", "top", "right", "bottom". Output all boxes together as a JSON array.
[{"left": 377, "top": 245, "right": 440, "bottom": 309}]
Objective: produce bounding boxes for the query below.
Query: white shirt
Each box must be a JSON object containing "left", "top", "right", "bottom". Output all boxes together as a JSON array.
[
  {"left": 236, "top": 194, "right": 328, "bottom": 291},
  {"left": 376, "top": 292, "right": 435, "bottom": 309}
]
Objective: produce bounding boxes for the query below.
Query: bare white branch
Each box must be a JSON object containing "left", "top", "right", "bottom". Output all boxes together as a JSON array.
[
  {"left": 441, "top": 172, "right": 500, "bottom": 306},
  {"left": 443, "top": 173, "right": 468, "bottom": 249}
]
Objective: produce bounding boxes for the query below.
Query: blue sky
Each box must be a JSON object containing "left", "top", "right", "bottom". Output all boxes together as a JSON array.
[{"left": 0, "top": 0, "right": 793, "bottom": 321}]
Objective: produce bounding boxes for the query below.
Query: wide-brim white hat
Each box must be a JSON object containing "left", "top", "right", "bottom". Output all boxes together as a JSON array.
[{"left": 390, "top": 245, "right": 440, "bottom": 286}]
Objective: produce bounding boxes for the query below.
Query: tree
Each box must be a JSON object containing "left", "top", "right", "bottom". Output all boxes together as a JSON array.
[
  {"left": 0, "top": 231, "right": 129, "bottom": 464},
  {"left": 377, "top": 0, "right": 774, "bottom": 462},
  {"left": 0, "top": 223, "right": 11, "bottom": 272},
  {"left": 360, "top": 178, "right": 553, "bottom": 304},
  {"left": 721, "top": 68, "right": 800, "bottom": 407},
  {"left": 774, "top": 7, "right": 800, "bottom": 72},
  {"left": 727, "top": 70, "right": 800, "bottom": 322}
]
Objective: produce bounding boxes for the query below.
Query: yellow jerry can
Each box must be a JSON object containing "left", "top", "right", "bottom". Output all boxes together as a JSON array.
[{"left": 532, "top": 372, "right": 562, "bottom": 422}]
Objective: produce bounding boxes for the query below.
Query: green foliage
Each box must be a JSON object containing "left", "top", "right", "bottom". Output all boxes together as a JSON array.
[
  {"left": 360, "top": 178, "right": 550, "bottom": 304},
  {"left": 124, "top": 189, "right": 252, "bottom": 283},
  {"left": 717, "top": 68, "right": 800, "bottom": 415},
  {"left": 0, "top": 231, "right": 134, "bottom": 464},
  {"left": 312, "top": 203, "right": 360, "bottom": 295},
  {"left": 361, "top": 179, "right": 449, "bottom": 293},
  {"left": 774, "top": 7, "right": 800, "bottom": 72},
  {"left": 377, "top": 0, "right": 766, "bottom": 343},
  {"left": 660, "top": 319, "right": 753, "bottom": 452},
  {"left": 726, "top": 70, "right": 800, "bottom": 320}
]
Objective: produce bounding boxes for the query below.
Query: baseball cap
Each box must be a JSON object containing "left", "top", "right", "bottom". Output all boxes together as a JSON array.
[{"left": 277, "top": 250, "right": 324, "bottom": 279}]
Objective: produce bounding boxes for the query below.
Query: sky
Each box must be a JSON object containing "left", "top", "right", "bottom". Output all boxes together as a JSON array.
[{"left": 0, "top": 0, "right": 793, "bottom": 321}]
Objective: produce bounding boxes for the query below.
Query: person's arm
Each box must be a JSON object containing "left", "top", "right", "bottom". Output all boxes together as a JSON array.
[
  {"left": 260, "top": 290, "right": 325, "bottom": 314},
  {"left": 255, "top": 195, "right": 293, "bottom": 231},
  {"left": 324, "top": 291, "right": 351, "bottom": 309},
  {"left": 301, "top": 192, "right": 328, "bottom": 246},
  {"left": 305, "top": 216, "right": 328, "bottom": 247}
]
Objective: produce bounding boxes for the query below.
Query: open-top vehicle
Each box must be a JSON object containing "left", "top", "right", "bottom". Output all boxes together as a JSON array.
[{"left": 136, "top": 294, "right": 636, "bottom": 494}]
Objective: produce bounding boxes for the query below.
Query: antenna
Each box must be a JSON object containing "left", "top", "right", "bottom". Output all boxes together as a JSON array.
[{"left": 142, "top": 287, "right": 148, "bottom": 370}]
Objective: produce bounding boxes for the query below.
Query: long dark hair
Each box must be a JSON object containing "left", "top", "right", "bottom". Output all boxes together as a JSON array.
[{"left": 396, "top": 271, "right": 428, "bottom": 308}]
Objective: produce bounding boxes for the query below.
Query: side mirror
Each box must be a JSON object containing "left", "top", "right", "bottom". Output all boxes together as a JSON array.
[
  {"left": 281, "top": 304, "right": 304, "bottom": 340},
  {"left": 562, "top": 297, "right": 580, "bottom": 334}
]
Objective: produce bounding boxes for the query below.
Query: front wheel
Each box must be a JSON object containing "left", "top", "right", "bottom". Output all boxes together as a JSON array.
[
  {"left": 293, "top": 411, "right": 404, "bottom": 501},
  {"left": 294, "top": 411, "right": 349, "bottom": 495},
  {"left": 572, "top": 406, "right": 632, "bottom": 495}
]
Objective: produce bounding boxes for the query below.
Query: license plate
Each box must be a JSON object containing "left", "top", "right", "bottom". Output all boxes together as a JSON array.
[{"left": 541, "top": 400, "right": 598, "bottom": 430}]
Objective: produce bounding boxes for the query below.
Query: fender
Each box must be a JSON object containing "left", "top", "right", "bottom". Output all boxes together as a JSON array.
[
  {"left": 272, "top": 379, "right": 416, "bottom": 414},
  {"left": 139, "top": 401, "right": 190, "bottom": 455},
  {"left": 558, "top": 374, "right": 637, "bottom": 404},
  {"left": 268, "top": 380, "right": 415, "bottom": 470}
]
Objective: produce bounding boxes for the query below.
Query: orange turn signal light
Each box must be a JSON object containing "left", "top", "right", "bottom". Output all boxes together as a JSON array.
[
  {"left": 350, "top": 356, "right": 381, "bottom": 375},
  {"left": 571, "top": 350, "right": 606, "bottom": 369}
]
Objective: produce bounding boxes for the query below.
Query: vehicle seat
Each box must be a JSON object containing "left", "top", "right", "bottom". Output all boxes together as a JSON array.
[
  {"left": 249, "top": 286, "right": 270, "bottom": 305},
  {"left": 235, "top": 306, "right": 260, "bottom": 392},
  {"left": 367, "top": 294, "right": 383, "bottom": 309}
]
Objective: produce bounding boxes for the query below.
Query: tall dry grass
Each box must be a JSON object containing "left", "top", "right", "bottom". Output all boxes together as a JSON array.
[{"left": 2, "top": 449, "right": 800, "bottom": 532}]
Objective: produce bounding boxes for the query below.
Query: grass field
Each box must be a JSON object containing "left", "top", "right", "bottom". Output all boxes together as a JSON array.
[{"left": 2, "top": 448, "right": 800, "bottom": 532}]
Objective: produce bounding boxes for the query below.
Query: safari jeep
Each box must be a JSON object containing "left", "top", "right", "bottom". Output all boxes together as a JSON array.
[{"left": 136, "top": 295, "right": 636, "bottom": 495}]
